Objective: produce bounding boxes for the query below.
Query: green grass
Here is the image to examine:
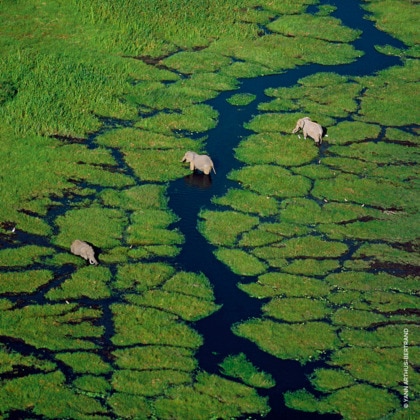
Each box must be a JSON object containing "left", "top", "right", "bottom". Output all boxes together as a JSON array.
[
  {"left": 214, "top": 248, "right": 267, "bottom": 276},
  {"left": 262, "top": 297, "right": 331, "bottom": 322},
  {"left": 56, "top": 352, "right": 111, "bottom": 375},
  {"left": 219, "top": 353, "right": 275, "bottom": 388},
  {"left": 226, "top": 93, "right": 257, "bottom": 106},
  {"left": 198, "top": 210, "right": 259, "bottom": 246},
  {"left": 1, "top": 0, "right": 419, "bottom": 418}
]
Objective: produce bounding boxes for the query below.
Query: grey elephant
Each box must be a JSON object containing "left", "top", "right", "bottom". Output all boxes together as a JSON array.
[
  {"left": 181, "top": 151, "right": 216, "bottom": 175},
  {"left": 292, "top": 117, "right": 323, "bottom": 145},
  {"left": 70, "top": 240, "right": 98, "bottom": 265}
]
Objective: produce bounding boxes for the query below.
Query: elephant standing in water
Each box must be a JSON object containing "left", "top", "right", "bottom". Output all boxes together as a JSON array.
[
  {"left": 70, "top": 240, "right": 98, "bottom": 265},
  {"left": 181, "top": 151, "right": 216, "bottom": 175},
  {"left": 292, "top": 117, "right": 323, "bottom": 145}
]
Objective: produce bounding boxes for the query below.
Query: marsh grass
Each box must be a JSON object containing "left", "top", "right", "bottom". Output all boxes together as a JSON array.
[
  {"left": 226, "top": 93, "right": 257, "bottom": 106},
  {"left": 198, "top": 210, "right": 259, "bottom": 246},
  {"left": 115, "top": 262, "right": 175, "bottom": 292},
  {"left": 46, "top": 266, "right": 112, "bottom": 301},
  {"left": 280, "top": 258, "right": 341, "bottom": 276},
  {"left": 112, "top": 369, "right": 191, "bottom": 397},
  {"left": 56, "top": 351, "right": 111, "bottom": 375},
  {"left": 212, "top": 188, "right": 280, "bottom": 216},
  {"left": 107, "top": 392, "right": 152, "bottom": 418},
  {"left": 219, "top": 353, "right": 275, "bottom": 388},
  {"left": 111, "top": 304, "right": 203, "bottom": 348},
  {"left": 73, "top": 375, "right": 111, "bottom": 396},
  {"left": 54, "top": 206, "right": 128, "bottom": 249},
  {"left": 126, "top": 290, "right": 220, "bottom": 321},
  {"left": 113, "top": 346, "right": 196, "bottom": 372},
  {"left": 99, "top": 184, "right": 168, "bottom": 210},
  {"left": 214, "top": 248, "right": 267, "bottom": 276},
  {"left": 262, "top": 297, "right": 331, "bottom": 322},
  {"left": 0, "top": 245, "right": 53, "bottom": 268},
  {"left": 127, "top": 210, "right": 183, "bottom": 248},
  {"left": 0, "top": 371, "right": 106, "bottom": 419},
  {"left": 267, "top": 15, "right": 361, "bottom": 43},
  {"left": 0, "top": 270, "right": 53, "bottom": 294},
  {"left": 309, "top": 369, "right": 355, "bottom": 392},
  {"left": 235, "top": 132, "right": 319, "bottom": 166},
  {"left": 228, "top": 165, "right": 312, "bottom": 197},
  {"left": 154, "top": 372, "right": 270, "bottom": 419},
  {"left": 0, "top": 304, "right": 103, "bottom": 350},
  {"left": 135, "top": 104, "right": 219, "bottom": 135},
  {"left": 239, "top": 272, "right": 331, "bottom": 299},
  {"left": 124, "top": 149, "right": 191, "bottom": 181},
  {"left": 0, "top": 344, "right": 56, "bottom": 374},
  {"left": 233, "top": 319, "right": 339, "bottom": 363},
  {"left": 260, "top": 236, "right": 348, "bottom": 258}
]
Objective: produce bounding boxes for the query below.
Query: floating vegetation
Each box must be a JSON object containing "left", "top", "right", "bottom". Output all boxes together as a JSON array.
[
  {"left": 0, "top": 304, "right": 103, "bottom": 350},
  {"left": 198, "top": 210, "right": 259, "bottom": 246},
  {"left": 267, "top": 14, "right": 361, "bottom": 43},
  {"left": 233, "top": 319, "right": 339, "bottom": 363},
  {"left": 228, "top": 165, "right": 312, "bottom": 197},
  {"left": 226, "top": 93, "right": 257, "bottom": 106},
  {"left": 212, "top": 188, "right": 280, "bottom": 216},
  {"left": 1, "top": 0, "right": 419, "bottom": 418},
  {"left": 219, "top": 353, "right": 275, "bottom": 388},
  {"left": 235, "top": 132, "right": 319, "bottom": 166},
  {"left": 214, "top": 248, "right": 267, "bottom": 276},
  {"left": 46, "top": 266, "right": 112, "bottom": 301}
]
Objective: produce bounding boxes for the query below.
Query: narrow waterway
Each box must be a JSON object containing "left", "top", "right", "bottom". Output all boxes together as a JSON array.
[{"left": 167, "top": 1, "right": 404, "bottom": 418}]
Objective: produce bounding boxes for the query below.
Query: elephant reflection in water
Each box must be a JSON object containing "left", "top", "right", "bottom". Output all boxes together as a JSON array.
[
  {"left": 292, "top": 117, "right": 324, "bottom": 145},
  {"left": 183, "top": 173, "right": 212, "bottom": 189},
  {"left": 181, "top": 151, "right": 216, "bottom": 175}
]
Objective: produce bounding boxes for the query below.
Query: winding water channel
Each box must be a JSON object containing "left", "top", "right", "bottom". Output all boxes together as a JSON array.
[
  {"left": 168, "top": 1, "right": 404, "bottom": 418},
  {"left": 0, "top": 0, "right": 412, "bottom": 418}
]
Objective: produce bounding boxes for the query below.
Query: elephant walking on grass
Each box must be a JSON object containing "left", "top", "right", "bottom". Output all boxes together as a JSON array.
[
  {"left": 181, "top": 151, "right": 216, "bottom": 175},
  {"left": 70, "top": 240, "right": 98, "bottom": 265},
  {"left": 292, "top": 117, "right": 323, "bottom": 145}
]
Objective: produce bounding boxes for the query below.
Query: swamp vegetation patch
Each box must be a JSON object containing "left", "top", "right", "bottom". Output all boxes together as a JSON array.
[{"left": 0, "top": 0, "right": 419, "bottom": 418}]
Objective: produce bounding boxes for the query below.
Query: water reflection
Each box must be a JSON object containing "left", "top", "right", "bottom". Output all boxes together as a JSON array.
[{"left": 183, "top": 173, "right": 213, "bottom": 189}]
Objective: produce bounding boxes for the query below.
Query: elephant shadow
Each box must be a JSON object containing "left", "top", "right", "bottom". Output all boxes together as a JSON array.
[{"left": 183, "top": 173, "right": 213, "bottom": 189}]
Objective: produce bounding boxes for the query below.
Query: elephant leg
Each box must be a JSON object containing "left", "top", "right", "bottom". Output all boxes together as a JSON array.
[{"left": 190, "top": 162, "right": 195, "bottom": 171}]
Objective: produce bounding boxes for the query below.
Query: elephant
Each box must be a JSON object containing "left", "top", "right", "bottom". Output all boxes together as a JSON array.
[
  {"left": 181, "top": 151, "right": 216, "bottom": 175},
  {"left": 70, "top": 240, "right": 98, "bottom": 265},
  {"left": 292, "top": 117, "right": 323, "bottom": 145}
]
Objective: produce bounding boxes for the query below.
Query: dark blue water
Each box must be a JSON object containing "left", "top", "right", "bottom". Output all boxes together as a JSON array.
[{"left": 168, "top": 1, "right": 405, "bottom": 418}]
